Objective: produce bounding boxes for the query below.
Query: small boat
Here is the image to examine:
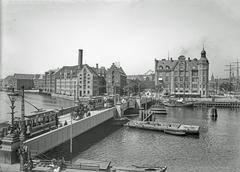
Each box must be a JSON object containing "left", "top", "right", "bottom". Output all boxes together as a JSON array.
[
  {"left": 112, "top": 117, "right": 130, "bottom": 125},
  {"left": 113, "top": 165, "right": 167, "bottom": 172},
  {"left": 163, "top": 99, "right": 193, "bottom": 107},
  {"left": 164, "top": 129, "right": 186, "bottom": 136}
]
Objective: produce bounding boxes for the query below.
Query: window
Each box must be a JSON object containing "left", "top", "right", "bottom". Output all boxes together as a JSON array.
[
  {"left": 87, "top": 90, "right": 90, "bottom": 94},
  {"left": 174, "top": 77, "right": 178, "bottom": 81},
  {"left": 185, "top": 77, "right": 188, "bottom": 81},
  {"left": 192, "top": 78, "right": 198, "bottom": 82},
  {"left": 192, "top": 84, "right": 198, "bottom": 88},
  {"left": 165, "top": 77, "right": 169, "bottom": 82},
  {"left": 166, "top": 66, "right": 170, "bottom": 70},
  {"left": 192, "top": 71, "right": 198, "bottom": 76},
  {"left": 180, "top": 77, "right": 183, "bottom": 81}
]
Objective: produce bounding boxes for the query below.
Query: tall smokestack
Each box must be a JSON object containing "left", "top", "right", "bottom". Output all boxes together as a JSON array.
[
  {"left": 78, "top": 49, "right": 83, "bottom": 69},
  {"left": 96, "top": 63, "right": 98, "bottom": 69}
]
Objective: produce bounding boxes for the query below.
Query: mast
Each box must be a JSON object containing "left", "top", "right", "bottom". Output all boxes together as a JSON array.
[
  {"left": 232, "top": 59, "right": 240, "bottom": 92},
  {"left": 225, "top": 64, "right": 234, "bottom": 94}
]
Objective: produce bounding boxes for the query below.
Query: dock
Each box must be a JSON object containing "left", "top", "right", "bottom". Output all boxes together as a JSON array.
[{"left": 125, "top": 120, "right": 200, "bottom": 135}]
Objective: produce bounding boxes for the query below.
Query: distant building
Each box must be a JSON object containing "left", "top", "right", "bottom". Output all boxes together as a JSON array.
[
  {"left": 155, "top": 48, "right": 209, "bottom": 97},
  {"left": 44, "top": 69, "right": 59, "bottom": 94},
  {"left": 55, "top": 66, "right": 78, "bottom": 98},
  {"left": 77, "top": 64, "right": 106, "bottom": 97},
  {"left": 33, "top": 74, "right": 45, "bottom": 90},
  {"left": 55, "top": 49, "right": 106, "bottom": 99},
  {"left": 2, "top": 75, "right": 14, "bottom": 89},
  {"left": 106, "top": 63, "right": 127, "bottom": 95},
  {"left": 127, "top": 70, "right": 155, "bottom": 81},
  {"left": 209, "top": 74, "right": 219, "bottom": 95},
  {"left": 2, "top": 74, "right": 36, "bottom": 90}
]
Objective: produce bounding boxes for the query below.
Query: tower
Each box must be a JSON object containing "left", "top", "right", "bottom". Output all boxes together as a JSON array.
[{"left": 198, "top": 47, "right": 209, "bottom": 97}]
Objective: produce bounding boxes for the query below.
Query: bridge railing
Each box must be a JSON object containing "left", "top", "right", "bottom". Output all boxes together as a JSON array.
[{"left": 24, "top": 108, "right": 116, "bottom": 156}]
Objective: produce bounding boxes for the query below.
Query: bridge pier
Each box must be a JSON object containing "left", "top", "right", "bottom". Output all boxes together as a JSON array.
[
  {"left": 135, "top": 97, "right": 141, "bottom": 109},
  {"left": 115, "top": 102, "right": 123, "bottom": 118},
  {"left": 0, "top": 134, "right": 20, "bottom": 164}
]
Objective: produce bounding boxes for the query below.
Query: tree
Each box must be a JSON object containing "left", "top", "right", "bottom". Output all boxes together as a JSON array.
[{"left": 219, "top": 82, "right": 233, "bottom": 92}]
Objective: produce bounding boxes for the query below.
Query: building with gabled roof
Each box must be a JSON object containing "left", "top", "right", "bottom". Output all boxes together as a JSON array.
[
  {"left": 44, "top": 68, "right": 60, "bottom": 94},
  {"left": 106, "top": 63, "right": 127, "bottom": 95},
  {"left": 77, "top": 64, "right": 106, "bottom": 97},
  {"left": 54, "top": 49, "right": 106, "bottom": 99},
  {"left": 155, "top": 48, "right": 209, "bottom": 97}
]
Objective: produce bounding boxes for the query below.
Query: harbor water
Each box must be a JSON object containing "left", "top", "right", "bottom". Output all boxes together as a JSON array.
[{"left": 1, "top": 91, "right": 240, "bottom": 171}]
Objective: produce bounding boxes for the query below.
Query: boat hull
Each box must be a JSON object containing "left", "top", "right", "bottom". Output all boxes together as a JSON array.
[
  {"left": 112, "top": 118, "right": 129, "bottom": 125},
  {"left": 163, "top": 102, "right": 193, "bottom": 107},
  {"left": 164, "top": 129, "right": 186, "bottom": 136}
]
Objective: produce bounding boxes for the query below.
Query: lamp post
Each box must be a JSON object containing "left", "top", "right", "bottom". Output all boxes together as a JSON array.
[
  {"left": 7, "top": 89, "right": 18, "bottom": 134},
  {"left": 19, "top": 86, "right": 26, "bottom": 172}
]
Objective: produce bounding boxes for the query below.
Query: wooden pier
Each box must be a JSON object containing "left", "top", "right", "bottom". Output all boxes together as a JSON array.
[
  {"left": 193, "top": 101, "right": 240, "bottom": 108},
  {"left": 125, "top": 120, "right": 200, "bottom": 135}
]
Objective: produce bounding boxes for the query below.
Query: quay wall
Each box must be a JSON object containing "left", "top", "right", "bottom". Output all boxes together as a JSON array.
[
  {"left": 51, "top": 93, "right": 75, "bottom": 101},
  {"left": 24, "top": 107, "right": 116, "bottom": 156}
]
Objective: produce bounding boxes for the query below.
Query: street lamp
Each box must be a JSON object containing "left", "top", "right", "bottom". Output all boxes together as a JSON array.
[
  {"left": 7, "top": 89, "right": 18, "bottom": 134},
  {"left": 19, "top": 86, "right": 26, "bottom": 172}
]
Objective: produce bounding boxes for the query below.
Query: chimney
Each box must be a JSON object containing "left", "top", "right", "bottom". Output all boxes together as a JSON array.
[
  {"left": 78, "top": 49, "right": 83, "bottom": 69},
  {"left": 96, "top": 63, "right": 98, "bottom": 69}
]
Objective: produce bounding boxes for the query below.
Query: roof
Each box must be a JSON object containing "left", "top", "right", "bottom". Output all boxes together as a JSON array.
[
  {"left": 107, "top": 63, "right": 127, "bottom": 76},
  {"left": 13, "top": 73, "right": 35, "bottom": 80},
  {"left": 55, "top": 65, "right": 78, "bottom": 78},
  {"left": 156, "top": 56, "right": 200, "bottom": 71},
  {"left": 156, "top": 59, "right": 178, "bottom": 70},
  {"left": 84, "top": 64, "right": 100, "bottom": 77}
]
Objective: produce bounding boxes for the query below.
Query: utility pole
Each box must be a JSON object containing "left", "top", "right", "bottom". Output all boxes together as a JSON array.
[
  {"left": 232, "top": 59, "right": 240, "bottom": 92},
  {"left": 225, "top": 64, "right": 235, "bottom": 93}
]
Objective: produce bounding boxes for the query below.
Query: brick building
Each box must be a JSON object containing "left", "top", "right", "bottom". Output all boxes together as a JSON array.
[
  {"left": 106, "top": 63, "right": 127, "bottom": 95},
  {"left": 55, "top": 49, "right": 106, "bottom": 99},
  {"left": 155, "top": 48, "right": 209, "bottom": 97}
]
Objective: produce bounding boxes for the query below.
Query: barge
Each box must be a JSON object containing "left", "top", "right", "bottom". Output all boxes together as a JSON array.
[{"left": 125, "top": 120, "right": 200, "bottom": 135}]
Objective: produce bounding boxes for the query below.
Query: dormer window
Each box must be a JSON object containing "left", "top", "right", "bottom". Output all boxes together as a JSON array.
[
  {"left": 159, "top": 65, "right": 163, "bottom": 70},
  {"left": 166, "top": 66, "right": 170, "bottom": 70}
]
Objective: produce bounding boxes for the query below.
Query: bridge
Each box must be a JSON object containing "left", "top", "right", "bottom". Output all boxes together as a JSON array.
[
  {"left": 24, "top": 108, "right": 116, "bottom": 157},
  {"left": 0, "top": 96, "right": 154, "bottom": 164},
  {"left": 115, "top": 96, "right": 153, "bottom": 117}
]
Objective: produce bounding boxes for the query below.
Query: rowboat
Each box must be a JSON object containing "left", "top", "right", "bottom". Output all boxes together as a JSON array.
[
  {"left": 113, "top": 165, "right": 167, "bottom": 172},
  {"left": 164, "top": 129, "right": 186, "bottom": 136},
  {"left": 112, "top": 117, "right": 130, "bottom": 125}
]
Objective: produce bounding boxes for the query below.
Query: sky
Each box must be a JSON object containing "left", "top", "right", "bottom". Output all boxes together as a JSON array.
[{"left": 1, "top": 0, "right": 240, "bottom": 79}]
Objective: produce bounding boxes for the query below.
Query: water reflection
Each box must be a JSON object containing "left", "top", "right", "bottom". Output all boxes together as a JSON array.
[{"left": 0, "top": 91, "right": 74, "bottom": 122}]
